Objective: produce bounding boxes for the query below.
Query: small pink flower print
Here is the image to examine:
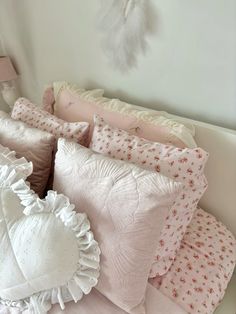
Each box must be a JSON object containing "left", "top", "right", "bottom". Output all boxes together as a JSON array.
[
  {"left": 179, "top": 157, "right": 188, "bottom": 163},
  {"left": 155, "top": 165, "right": 161, "bottom": 172},
  {"left": 172, "top": 289, "right": 178, "bottom": 298},
  {"left": 159, "top": 239, "right": 165, "bottom": 247}
]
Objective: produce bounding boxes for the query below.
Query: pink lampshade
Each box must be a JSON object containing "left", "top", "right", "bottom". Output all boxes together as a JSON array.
[{"left": 0, "top": 56, "right": 18, "bottom": 82}]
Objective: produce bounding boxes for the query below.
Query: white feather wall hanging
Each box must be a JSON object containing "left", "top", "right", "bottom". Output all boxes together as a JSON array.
[{"left": 97, "top": 0, "right": 156, "bottom": 72}]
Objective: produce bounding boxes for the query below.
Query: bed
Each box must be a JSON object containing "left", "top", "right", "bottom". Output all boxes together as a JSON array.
[
  {"left": 138, "top": 107, "right": 236, "bottom": 313},
  {"left": 49, "top": 104, "right": 236, "bottom": 314},
  {"left": 0, "top": 90, "right": 235, "bottom": 314}
]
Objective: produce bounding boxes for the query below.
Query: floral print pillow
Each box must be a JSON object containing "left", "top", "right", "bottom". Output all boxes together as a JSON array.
[
  {"left": 90, "top": 115, "right": 209, "bottom": 277},
  {"left": 12, "top": 98, "right": 90, "bottom": 146}
]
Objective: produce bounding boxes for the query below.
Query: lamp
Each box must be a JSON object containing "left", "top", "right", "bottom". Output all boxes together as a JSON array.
[{"left": 0, "top": 56, "right": 19, "bottom": 109}]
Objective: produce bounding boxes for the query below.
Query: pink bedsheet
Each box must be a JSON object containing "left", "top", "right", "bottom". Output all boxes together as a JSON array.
[{"left": 150, "top": 208, "right": 236, "bottom": 314}]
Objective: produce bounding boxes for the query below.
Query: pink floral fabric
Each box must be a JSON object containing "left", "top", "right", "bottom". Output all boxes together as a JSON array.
[
  {"left": 150, "top": 207, "right": 236, "bottom": 314},
  {"left": 42, "top": 85, "right": 55, "bottom": 114},
  {"left": 12, "top": 98, "right": 90, "bottom": 146},
  {"left": 90, "top": 115, "right": 209, "bottom": 277}
]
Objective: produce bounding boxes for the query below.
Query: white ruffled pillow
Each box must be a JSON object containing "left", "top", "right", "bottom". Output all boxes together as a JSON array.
[
  {"left": 0, "top": 164, "right": 100, "bottom": 314},
  {"left": 0, "top": 143, "right": 32, "bottom": 177}
]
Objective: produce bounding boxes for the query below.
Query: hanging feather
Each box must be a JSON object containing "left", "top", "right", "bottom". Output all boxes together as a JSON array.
[{"left": 97, "top": 0, "right": 155, "bottom": 72}]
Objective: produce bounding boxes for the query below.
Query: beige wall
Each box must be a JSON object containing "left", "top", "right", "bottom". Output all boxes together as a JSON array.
[{"left": 0, "top": 0, "right": 235, "bottom": 129}]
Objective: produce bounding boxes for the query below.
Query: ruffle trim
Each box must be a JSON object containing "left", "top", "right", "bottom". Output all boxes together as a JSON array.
[
  {"left": 53, "top": 81, "right": 196, "bottom": 148},
  {"left": 53, "top": 81, "right": 104, "bottom": 102},
  {"left": 0, "top": 144, "right": 33, "bottom": 178},
  {"left": 0, "top": 166, "right": 101, "bottom": 314}
]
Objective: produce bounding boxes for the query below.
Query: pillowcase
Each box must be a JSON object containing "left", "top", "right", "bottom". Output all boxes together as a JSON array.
[
  {"left": 0, "top": 115, "right": 55, "bottom": 197},
  {"left": 53, "top": 81, "right": 196, "bottom": 148},
  {"left": 90, "top": 115, "right": 209, "bottom": 277},
  {"left": 42, "top": 82, "right": 105, "bottom": 114},
  {"left": 11, "top": 98, "right": 90, "bottom": 146},
  {"left": 53, "top": 138, "right": 183, "bottom": 314},
  {"left": 0, "top": 164, "right": 100, "bottom": 313}
]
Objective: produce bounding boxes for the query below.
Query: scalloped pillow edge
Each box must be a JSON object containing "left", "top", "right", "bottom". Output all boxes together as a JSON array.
[{"left": 53, "top": 81, "right": 105, "bottom": 102}]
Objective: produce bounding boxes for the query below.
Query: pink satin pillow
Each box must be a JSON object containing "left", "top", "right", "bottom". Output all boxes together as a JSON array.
[
  {"left": 0, "top": 115, "right": 55, "bottom": 197},
  {"left": 53, "top": 138, "right": 183, "bottom": 314},
  {"left": 12, "top": 98, "right": 90, "bottom": 146},
  {"left": 53, "top": 84, "right": 197, "bottom": 148},
  {"left": 90, "top": 115, "right": 209, "bottom": 277}
]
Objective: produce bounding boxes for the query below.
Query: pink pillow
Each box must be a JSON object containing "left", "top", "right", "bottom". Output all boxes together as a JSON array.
[
  {"left": 0, "top": 116, "right": 55, "bottom": 197},
  {"left": 53, "top": 138, "right": 183, "bottom": 314},
  {"left": 42, "top": 81, "right": 105, "bottom": 115},
  {"left": 90, "top": 115, "right": 209, "bottom": 277},
  {"left": 12, "top": 98, "right": 90, "bottom": 146},
  {"left": 54, "top": 85, "right": 197, "bottom": 148}
]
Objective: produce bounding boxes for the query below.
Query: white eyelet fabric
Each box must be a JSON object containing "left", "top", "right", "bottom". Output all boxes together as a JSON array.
[{"left": 0, "top": 165, "right": 100, "bottom": 314}]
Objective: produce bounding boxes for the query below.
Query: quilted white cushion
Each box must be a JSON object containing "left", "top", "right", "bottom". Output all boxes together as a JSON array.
[
  {"left": 0, "top": 165, "right": 100, "bottom": 314},
  {"left": 53, "top": 139, "right": 183, "bottom": 314}
]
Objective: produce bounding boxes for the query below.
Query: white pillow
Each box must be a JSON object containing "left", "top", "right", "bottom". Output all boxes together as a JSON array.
[{"left": 0, "top": 165, "right": 100, "bottom": 314}]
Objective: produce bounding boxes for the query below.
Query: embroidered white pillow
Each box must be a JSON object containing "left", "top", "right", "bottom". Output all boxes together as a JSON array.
[{"left": 0, "top": 165, "right": 100, "bottom": 314}]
